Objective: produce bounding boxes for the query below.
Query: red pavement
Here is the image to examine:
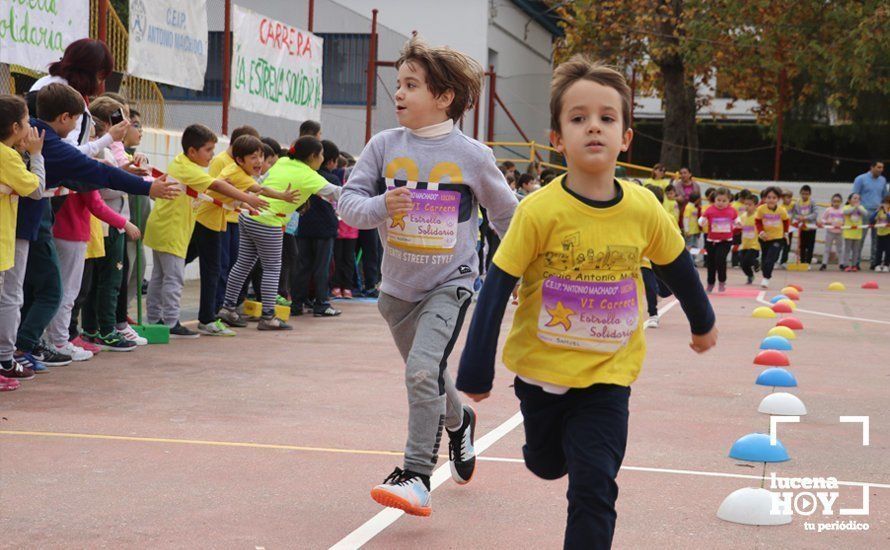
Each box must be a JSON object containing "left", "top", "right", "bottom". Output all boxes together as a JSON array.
[{"left": 2, "top": 269, "right": 888, "bottom": 548}]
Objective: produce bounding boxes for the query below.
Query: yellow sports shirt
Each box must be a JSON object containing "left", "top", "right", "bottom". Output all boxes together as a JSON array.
[
  {"left": 143, "top": 153, "right": 214, "bottom": 258},
  {"left": 209, "top": 150, "right": 240, "bottom": 223},
  {"left": 754, "top": 204, "right": 788, "bottom": 241},
  {"left": 196, "top": 163, "right": 257, "bottom": 232},
  {"left": 493, "top": 176, "right": 685, "bottom": 388},
  {"left": 0, "top": 143, "right": 39, "bottom": 271},
  {"left": 739, "top": 212, "right": 760, "bottom": 251},
  {"left": 842, "top": 205, "right": 867, "bottom": 240}
]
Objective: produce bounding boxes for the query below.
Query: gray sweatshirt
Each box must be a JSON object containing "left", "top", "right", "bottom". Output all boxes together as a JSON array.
[{"left": 338, "top": 126, "right": 518, "bottom": 302}]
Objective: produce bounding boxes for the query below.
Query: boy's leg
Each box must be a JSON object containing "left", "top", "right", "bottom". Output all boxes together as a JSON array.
[
  {"left": 310, "top": 238, "right": 335, "bottom": 313},
  {"left": 115, "top": 245, "right": 129, "bottom": 326},
  {"left": 513, "top": 376, "right": 568, "bottom": 479},
  {"left": 193, "top": 224, "right": 222, "bottom": 324},
  {"left": 16, "top": 239, "right": 63, "bottom": 354},
  {"left": 216, "top": 222, "right": 239, "bottom": 311},
  {"left": 95, "top": 231, "right": 126, "bottom": 335},
  {"left": 378, "top": 286, "right": 472, "bottom": 476},
  {"left": 146, "top": 250, "right": 165, "bottom": 324},
  {"left": 731, "top": 233, "right": 741, "bottom": 266},
  {"left": 223, "top": 227, "right": 257, "bottom": 308},
  {"left": 762, "top": 241, "right": 781, "bottom": 279},
  {"left": 640, "top": 268, "right": 658, "bottom": 317},
  {"left": 739, "top": 250, "right": 753, "bottom": 277},
  {"left": 293, "top": 237, "right": 315, "bottom": 308},
  {"left": 157, "top": 252, "right": 185, "bottom": 327},
  {"left": 0, "top": 240, "right": 30, "bottom": 362},
  {"left": 45, "top": 239, "right": 86, "bottom": 348},
  {"left": 716, "top": 241, "right": 730, "bottom": 282},
  {"left": 704, "top": 241, "right": 716, "bottom": 285},
  {"left": 253, "top": 226, "right": 283, "bottom": 315},
  {"left": 81, "top": 258, "right": 101, "bottom": 335},
  {"left": 563, "top": 384, "right": 631, "bottom": 550}
]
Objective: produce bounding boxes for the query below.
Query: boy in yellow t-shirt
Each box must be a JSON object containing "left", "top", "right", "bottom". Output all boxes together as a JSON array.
[
  {"left": 0, "top": 95, "right": 45, "bottom": 386},
  {"left": 736, "top": 194, "right": 761, "bottom": 284},
  {"left": 456, "top": 56, "right": 716, "bottom": 548},
  {"left": 663, "top": 185, "right": 680, "bottom": 226},
  {"left": 143, "top": 124, "right": 267, "bottom": 337},
  {"left": 186, "top": 135, "right": 297, "bottom": 336},
  {"left": 753, "top": 186, "right": 789, "bottom": 288}
]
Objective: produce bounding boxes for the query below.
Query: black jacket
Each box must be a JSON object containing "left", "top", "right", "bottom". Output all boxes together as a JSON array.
[{"left": 297, "top": 168, "right": 340, "bottom": 239}]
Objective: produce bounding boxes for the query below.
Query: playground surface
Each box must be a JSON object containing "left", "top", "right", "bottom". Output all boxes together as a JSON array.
[{"left": 2, "top": 269, "right": 889, "bottom": 549}]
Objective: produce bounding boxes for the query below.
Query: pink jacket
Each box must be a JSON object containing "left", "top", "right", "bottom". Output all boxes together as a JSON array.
[
  {"left": 337, "top": 219, "right": 359, "bottom": 239},
  {"left": 52, "top": 190, "right": 127, "bottom": 242}
]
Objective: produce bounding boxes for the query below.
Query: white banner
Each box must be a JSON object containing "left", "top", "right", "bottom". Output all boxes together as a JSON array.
[
  {"left": 127, "top": 0, "right": 207, "bottom": 90},
  {"left": 0, "top": 0, "right": 89, "bottom": 72},
  {"left": 231, "top": 5, "right": 323, "bottom": 122}
]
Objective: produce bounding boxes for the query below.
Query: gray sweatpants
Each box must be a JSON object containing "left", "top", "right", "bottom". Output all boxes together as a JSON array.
[
  {"left": 822, "top": 231, "right": 843, "bottom": 266},
  {"left": 146, "top": 250, "right": 185, "bottom": 326},
  {"left": 378, "top": 285, "right": 473, "bottom": 476},
  {"left": 45, "top": 238, "right": 87, "bottom": 347},
  {"left": 0, "top": 240, "right": 30, "bottom": 361}
]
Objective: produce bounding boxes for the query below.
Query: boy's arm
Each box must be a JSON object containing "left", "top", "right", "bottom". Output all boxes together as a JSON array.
[
  {"left": 456, "top": 264, "right": 519, "bottom": 398},
  {"left": 337, "top": 136, "right": 389, "bottom": 229},
  {"left": 208, "top": 179, "right": 268, "bottom": 210},
  {"left": 44, "top": 139, "right": 154, "bottom": 196},
  {"left": 474, "top": 150, "right": 518, "bottom": 238},
  {"left": 26, "top": 153, "right": 46, "bottom": 199},
  {"left": 651, "top": 250, "right": 717, "bottom": 349},
  {"left": 77, "top": 133, "right": 114, "bottom": 158}
]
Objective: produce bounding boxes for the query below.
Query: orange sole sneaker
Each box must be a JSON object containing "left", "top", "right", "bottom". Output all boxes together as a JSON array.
[{"left": 370, "top": 488, "right": 432, "bottom": 517}]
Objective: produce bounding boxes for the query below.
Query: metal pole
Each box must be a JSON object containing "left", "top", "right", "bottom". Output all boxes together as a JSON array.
[
  {"left": 222, "top": 0, "right": 232, "bottom": 135},
  {"left": 365, "top": 9, "right": 378, "bottom": 144},
  {"left": 486, "top": 66, "right": 495, "bottom": 143},
  {"left": 97, "top": 0, "right": 108, "bottom": 94},
  {"left": 308, "top": 0, "right": 315, "bottom": 32},
  {"left": 773, "top": 68, "right": 786, "bottom": 181}
]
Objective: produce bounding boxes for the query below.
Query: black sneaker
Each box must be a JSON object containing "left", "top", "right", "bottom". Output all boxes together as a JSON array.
[
  {"left": 313, "top": 306, "right": 342, "bottom": 317},
  {"left": 33, "top": 341, "right": 72, "bottom": 367},
  {"left": 96, "top": 331, "right": 137, "bottom": 352},
  {"left": 169, "top": 323, "right": 200, "bottom": 339},
  {"left": 363, "top": 289, "right": 380, "bottom": 298},
  {"left": 1, "top": 359, "right": 36, "bottom": 380},
  {"left": 447, "top": 405, "right": 477, "bottom": 484}
]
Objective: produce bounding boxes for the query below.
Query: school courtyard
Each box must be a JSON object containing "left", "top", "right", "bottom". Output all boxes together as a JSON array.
[{"left": 2, "top": 268, "right": 889, "bottom": 549}]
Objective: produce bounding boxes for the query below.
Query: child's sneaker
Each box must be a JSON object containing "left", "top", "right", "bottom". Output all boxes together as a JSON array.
[
  {"left": 370, "top": 467, "right": 432, "bottom": 517},
  {"left": 33, "top": 341, "right": 72, "bottom": 367},
  {"left": 11, "top": 353, "right": 44, "bottom": 376},
  {"left": 257, "top": 316, "right": 293, "bottom": 331},
  {"left": 169, "top": 323, "right": 200, "bottom": 339},
  {"left": 718, "top": 282, "right": 726, "bottom": 292},
  {"left": 343, "top": 289, "right": 353, "bottom": 299},
  {"left": 746, "top": 275, "right": 754, "bottom": 285},
  {"left": 644, "top": 315, "right": 659, "bottom": 329},
  {"left": 819, "top": 264, "right": 827, "bottom": 271},
  {"left": 95, "top": 332, "right": 137, "bottom": 352},
  {"left": 217, "top": 306, "right": 248, "bottom": 328},
  {"left": 760, "top": 278, "right": 770, "bottom": 289},
  {"left": 2, "top": 358, "right": 36, "bottom": 381},
  {"left": 447, "top": 405, "right": 477, "bottom": 484},
  {"left": 706, "top": 284, "right": 714, "bottom": 293},
  {"left": 313, "top": 306, "right": 342, "bottom": 317},
  {"left": 198, "top": 319, "right": 236, "bottom": 337},
  {"left": 331, "top": 287, "right": 343, "bottom": 299},
  {"left": 844, "top": 265, "right": 854, "bottom": 272},
  {"left": 117, "top": 325, "right": 148, "bottom": 346},
  {"left": 0, "top": 373, "right": 20, "bottom": 391},
  {"left": 71, "top": 335, "right": 102, "bottom": 354},
  {"left": 275, "top": 295, "right": 293, "bottom": 307},
  {"left": 53, "top": 341, "right": 92, "bottom": 362}
]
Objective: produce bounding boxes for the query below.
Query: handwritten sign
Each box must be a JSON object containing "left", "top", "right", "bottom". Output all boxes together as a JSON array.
[
  {"left": 231, "top": 5, "right": 323, "bottom": 122},
  {"left": 0, "top": 0, "right": 89, "bottom": 72},
  {"left": 127, "top": 0, "right": 208, "bottom": 90}
]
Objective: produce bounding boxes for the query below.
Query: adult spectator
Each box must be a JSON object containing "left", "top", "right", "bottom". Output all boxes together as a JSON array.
[
  {"left": 852, "top": 161, "right": 887, "bottom": 269},
  {"left": 671, "top": 167, "right": 701, "bottom": 206}
]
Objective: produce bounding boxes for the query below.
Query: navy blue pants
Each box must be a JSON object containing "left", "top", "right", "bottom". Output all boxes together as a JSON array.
[
  {"left": 514, "top": 377, "right": 630, "bottom": 550},
  {"left": 217, "top": 222, "right": 240, "bottom": 312},
  {"left": 185, "top": 223, "right": 222, "bottom": 325}
]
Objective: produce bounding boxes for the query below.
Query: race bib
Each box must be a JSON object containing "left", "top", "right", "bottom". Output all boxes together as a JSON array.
[
  {"left": 742, "top": 226, "right": 756, "bottom": 240},
  {"left": 712, "top": 218, "right": 733, "bottom": 234},
  {"left": 538, "top": 276, "right": 639, "bottom": 353},
  {"left": 763, "top": 214, "right": 781, "bottom": 227},
  {"left": 386, "top": 187, "right": 460, "bottom": 252}
]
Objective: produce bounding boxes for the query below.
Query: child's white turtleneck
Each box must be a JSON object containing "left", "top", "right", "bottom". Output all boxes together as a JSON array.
[{"left": 410, "top": 119, "right": 454, "bottom": 139}]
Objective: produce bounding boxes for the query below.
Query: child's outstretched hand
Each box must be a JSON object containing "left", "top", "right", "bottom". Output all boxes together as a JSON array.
[
  {"left": 149, "top": 175, "right": 182, "bottom": 200},
  {"left": 690, "top": 326, "right": 718, "bottom": 354},
  {"left": 244, "top": 194, "right": 269, "bottom": 212},
  {"left": 385, "top": 186, "right": 413, "bottom": 216},
  {"left": 23, "top": 127, "right": 45, "bottom": 156},
  {"left": 463, "top": 391, "right": 491, "bottom": 403},
  {"left": 278, "top": 184, "right": 301, "bottom": 204}
]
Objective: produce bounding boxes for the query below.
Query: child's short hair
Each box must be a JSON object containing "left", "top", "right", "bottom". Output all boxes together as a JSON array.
[
  {"left": 714, "top": 187, "right": 732, "bottom": 199},
  {"left": 230, "top": 125, "right": 259, "bottom": 142},
  {"left": 299, "top": 120, "right": 321, "bottom": 137},
  {"left": 181, "top": 124, "right": 217, "bottom": 153},
  {"left": 737, "top": 189, "right": 751, "bottom": 200},
  {"left": 36, "top": 83, "right": 85, "bottom": 121},
  {"left": 89, "top": 96, "right": 124, "bottom": 125},
  {"left": 782, "top": 188, "right": 793, "bottom": 198},
  {"left": 502, "top": 161, "right": 516, "bottom": 170},
  {"left": 231, "top": 135, "right": 264, "bottom": 160},
  {"left": 288, "top": 136, "right": 323, "bottom": 162},
  {"left": 800, "top": 184, "right": 812, "bottom": 193},
  {"left": 743, "top": 194, "right": 758, "bottom": 204},
  {"left": 705, "top": 187, "right": 716, "bottom": 200},
  {"left": 260, "top": 137, "right": 283, "bottom": 157},
  {"left": 831, "top": 193, "right": 843, "bottom": 202},
  {"left": 762, "top": 186, "right": 782, "bottom": 198},
  {"left": 261, "top": 144, "right": 275, "bottom": 158},
  {"left": 689, "top": 193, "right": 702, "bottom": 203},
  {"left": 0, "top": 94, "right": 28, "bottom": 141},
  {"left": 551, "top": 55, "right": 631, "bottom": 133},
  {"left": 321, "top": 139, "right": 340, "bottom": 165},
  {"left": 129, "top": 107, "right": 141, "bottom": 119},
  {"left": 395, "top": 36, "right": 484, "bottom": 122},
  {"left": 517, "top": 173, "right": 535, "bottom": 189},
  {"left": 644, "top": 184, "right": 664, "bottom": 203},
  {"left": 665, "top": 186, "right": 677, "bottom": 196},
  {"left": 100, "top": 91, "right": 130, "bottom": 112}
]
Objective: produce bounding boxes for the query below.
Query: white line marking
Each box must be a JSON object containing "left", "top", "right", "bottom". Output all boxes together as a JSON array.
[
  {"left": 770, "top": 416, "right": 801, "bottom": 445},
  {"left": 756, "top": 291, "right": 890, "bottom": 325},
  {"left": 474, "top": 457, "right": 890, "bottom": 489},
  {"left": 839, "top": 416, "right": 870, "bottom": 446},
  {"left": 330, "top": 411, "right": 524, "bottom": 550},
  {"left": 657, "top": 298, "right": 679, "bottom": 316}
]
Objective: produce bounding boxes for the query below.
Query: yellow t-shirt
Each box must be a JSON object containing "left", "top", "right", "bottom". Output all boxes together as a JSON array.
[
  {"left": 0, "top": 143, "right": 40, "bottom": 271},
  {"left": 196, "top": 162, "right": 257, "bottom": 232},
  {"left": 876, "top": 208, "right": 890, "bottom": 237},
  {"left": 143, "top": 153, "right": 214, "bottom": 258},
  {"left": 842, "top": 205, "right": 867, "bottom": 240},
  {"left": 663, "top": 198, "right": 679, "bottom": 225},
  {"left": 739, "top": 212, "right": 760, "bottom": 251},
  {"left": 493, "top": 177, "right": 685, "bottom": 388},
  {"left": 682, "top": 204, "right": 701, "bottom": 235},
  {"left": 209, "top": 150, "right": 240, "bottom": 224},
  {"left": 645, "top": 178, "right": 671, "bottom": 190},
  {"left": 85, "top": 215, "right": 106, "bottom": 259},
  {"left": 754, "top": 204, "right": 788, "bottom": 241}
]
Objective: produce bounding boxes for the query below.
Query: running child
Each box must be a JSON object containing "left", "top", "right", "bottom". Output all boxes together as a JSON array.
[
  {"left": 841, "top": 193, "right": 868, "bottom": 272},
  {"left": 790, "top": 185, "right": 818, "bottom": 264},
  {"left": 456, "top": 56, "right": 716, "bottom": 548},
  {"left": 663, "top": 185, "right": 680, "bottom": 224},
  {"left": 642, "top": 184, "right": 665, "bottom": 328},
  {"left": 819, "top": 193, "right": 845, "bottom": 270},
  {"left": 778, "top": 189, "right": 795, "bottom": 268},
  {"left": 699, "top": 187, "right": 738, "bottom": 292},
  {"left": 737, "top": 194, "right": 761, "bottom": 284},
  {"left": 338, "top": 37, "right": 518, "bottom": 516},
  {"left": 754, "top": 186, "right": 789, "bottom": 288},
  {"left": 871, "top": 196, "right": 890, "bottom": 271}
]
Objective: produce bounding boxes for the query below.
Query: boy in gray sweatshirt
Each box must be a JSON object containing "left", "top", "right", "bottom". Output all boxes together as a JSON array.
[{"left": 338, "top": 37, "right": 518, "bottom": 516}]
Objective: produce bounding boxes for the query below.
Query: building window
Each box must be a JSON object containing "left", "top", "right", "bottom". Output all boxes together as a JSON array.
[
  {"left": 157, "top": 31, "right": 225, "bottom": 101},
  {"left": 316, "top": 33, "right": 375, "bottom": 106}
]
